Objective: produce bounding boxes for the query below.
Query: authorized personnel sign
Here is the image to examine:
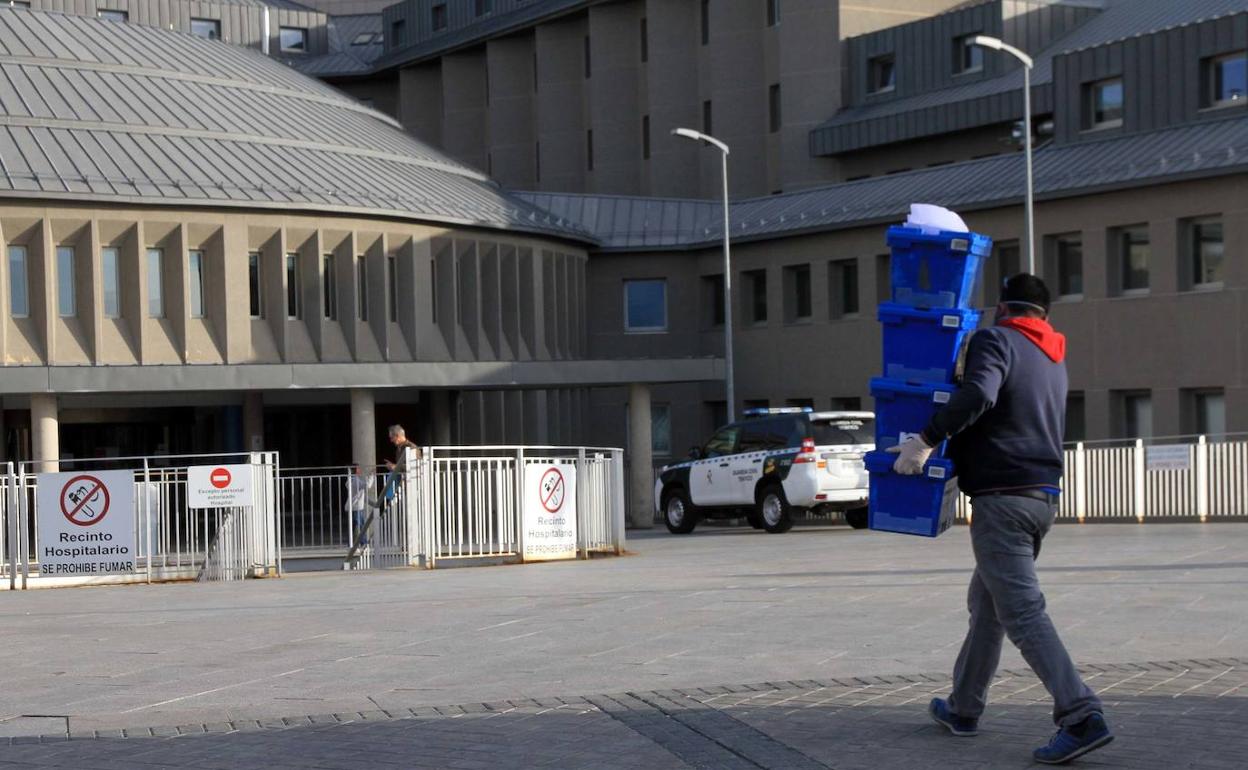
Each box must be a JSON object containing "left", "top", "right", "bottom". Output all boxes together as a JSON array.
[
  {"left": 522, "top": 463, "right": 577, "bottom": 562},
  {"left": 1146, "top": 444, "right": 1192, "bottom": 472},
  {"left": 36, "top": 471, "right": 136, "bottom": 576},
  {"left": 187, "top": 464, "right": 254, "bottom": 508}
]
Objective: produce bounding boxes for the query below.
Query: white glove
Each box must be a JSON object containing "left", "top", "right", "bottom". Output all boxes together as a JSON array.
[{"left": 886, "top": 435, "right": 933, "bottom": 475}]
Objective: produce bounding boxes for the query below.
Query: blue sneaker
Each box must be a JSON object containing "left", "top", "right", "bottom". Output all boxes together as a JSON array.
[
  {"left": 928, "top": 698, "right": 978, "bottom": 737},
  {"left": 1034, "top": 713, "right": 1113, "bottom": 764}
]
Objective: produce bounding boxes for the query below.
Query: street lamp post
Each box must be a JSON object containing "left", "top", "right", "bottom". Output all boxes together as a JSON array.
[
  {"left": 672, "top": 127, "right": 735, "bottom": 422},
  {"left": 972, "top": 35, "right": 1035, "bottom": 275}
]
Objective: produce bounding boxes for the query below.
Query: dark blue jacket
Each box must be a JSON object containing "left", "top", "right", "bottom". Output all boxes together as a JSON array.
[{"left": 920, "top": 321, "right": 1068, "bottom": 496}]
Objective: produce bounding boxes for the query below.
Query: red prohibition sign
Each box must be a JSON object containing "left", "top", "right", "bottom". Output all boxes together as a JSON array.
[
  {"left": 60, "top": 475, "right": 110, "bottom": 527},
  {"left": 210, "top": 467, "right": 232, "bottom": 489},
  {"left": 539, "top": 467, "right": 565, "bottom": 513}
]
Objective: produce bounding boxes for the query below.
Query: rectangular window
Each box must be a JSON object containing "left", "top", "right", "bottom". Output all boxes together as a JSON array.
[
  {"left": 535, "top": 141, "right": 541, "bottom": 182},
  {"left": 875, "top": 253, "right": 890, "bottom": 303},
  {"left": 10, "top": 1, "right": 32, "bottom": 7},
  {"left": 474, "top": 0, "right": 493, "bottom": 16},
  {"left": 1189, "top": 218, "right": 1224, "bottom": 288},
  {"left": 98, "top": 9, "right": 127, "bottom": 22},
  {"left": 652, "top": 404, "right": 672, "bottom": 457},
  {"left": 586, "top": 129, "right": 594, "bottom": 171},
  {"left": 285, "top": 252, "right": 300, "bottom": 319},
  {"left": 7, "top": 245, "right": 28, "bottom": 318},
  {"left": 743, "top": 269, "right": 767, "bottom": 324},
  {"left": 642, "top": 114, "right": 651, "bottom": 159},
  {"left": 702, "top": 274, "right": 724, "bottom": 327},
  {"left": 432, "top": 3, "right": 447, "bottom": 31},
  {"left": 994, "top": 240, "right": 1021, "bottom": 287},
  {"left": 583, "top": 35, "right": 591, "bottom": 78},
  {"left": 702, "top": 100, "right": 712, "bottom": 135},
  {"left": 706, "top": 401, "right": 728, "bottom": 433},
  {"left": 1116, "top": 225, "right": 1150, "bottom": 293},
  {"left": 768, "top": 83, "right": 781, "bottom": 133},
  {"left": 954, "top": 33, "right": 983, "bottom": 75},
  {"left": 146, "top": 248, "right": 164, "bottom": 318},
  {"left": 829, "top": 258, "right": 859, "bottom": 319},
  {"left": 1053, "top": 234, "right": 1083, "bottom": 298},
  {"left": 190, "top": 18, "right": 220, "bottom": 41},
  {"left": 188, "top": 249, "right": 206, "bottom": 318},
  {"left": 279, "top": 27, "right": 308, "bottom": 54},
  {"left": 784, "top": 264, "right": 811, "bottom": 322},
  {"left": 868, "top": 54, "right": 896, "bottom": 94},
  {"left": 830, "top": 396, "right": 862, "bottom": 411},
  {"left": 1204, "top": 53, "right": 1246, "bottom": 109},
  {"left": 766, "top": 0, "right": 779, "bottom": 27},
  {"left": 356, "top": 256, "right": 368, "bottom": 321},
  {"left": 429, "top": 258, "right": 437, "bottom": 323},
  {"left": 248, "top": 251, "right": 264, "bottom": 318},
  {"left": 700, "top": 0, "right": 709, "bottom": 45},
  {"left": 1086, "top": 78, "right": 1124, "bottom": 130},
  {"left": 390, "top": 19, "right": 406, "bottom": 47},
  {"left": 322, "top": 253, "right": 336, "bottom": 320},
  {"left": 1195, "top": 390, "right": 1226, "bottom": 437},
  {"left": 387, "top": 256, "right": 398, "bottom": 323},
  {"left": 1065, "top": 392, "right": 1086, "bottom": 443},
  {"left": 1123, "top": 392, "right": 1152, "bottom": 439},
  {"left": 624, "top": 279, "right": 667, "bottom": 332},
  {"left": 639, "top": 17, "right": 648, "bottom": 62}
]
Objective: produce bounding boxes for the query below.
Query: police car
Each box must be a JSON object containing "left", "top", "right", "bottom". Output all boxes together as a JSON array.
[{"left": 654, "top": 408, "right": 874, "bottom": 534}]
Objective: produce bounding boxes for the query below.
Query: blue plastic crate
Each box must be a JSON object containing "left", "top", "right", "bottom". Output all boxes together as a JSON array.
[
  {"left": 870, "top": 377, "right": 957, "bottom": 452},
  {"left": 887, "top": 225, "right": 993, "bottom": 310},
  {"left": 864, "top": 451, "right": 959, "bottom": 537},
  {"left": 879, "top": 303, "right": 981, "bottom": 384}
]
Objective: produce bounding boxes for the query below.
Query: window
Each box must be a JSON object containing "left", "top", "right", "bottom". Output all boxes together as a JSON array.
[
  {"left": 766, "top": 0, "right": 779, "bottom": 27},
  {"left": 432, "top": 3, "right": 447, "bottom": 31},
  {"left": 954, "top": 34, "right": 983, "bottom": 75},
  {"left": 391, "top": 19, "right": 406, "bottom": 47},
  {"left": 535, "top": 141, "right": 541, "bottom": 182},
  {"left": 874, "top": 253, "right": 890, "bottom": 303},
  {"left": 1123, "top": 389, "right": 1148, "bottom": 439},
  {"left": 285, "top": 253, "right": 299, "bottom": 319},
  {"left": 702, "top": 100, "right": 712, "bottom": 135},
  {"left": 1194, "top": 390, "right": 1226, "bottom": 437},
  {"left": 829, "top": 258, "right": 859, "bottom": 319},
  {"left": 702, "top": 274, "right": 724, "bottom": 327},
  {"left": 1065, "top": 392, "right": 1086, "bottom": 443},
  {"left": 429, "top": 257, "right": 437, "bottom": 323},
  {"left": 705, "top": 401, "right": 728, "bottom": 433},
  {"left": 639, "top": 17, "right": 647, "bottom": 62},
  {"left": 279, "top": 27, "right": 308, "bottom": 54},
  {"left": 356, "top": 256, "right": 368, "bottom": 321},
  {"left": 868, "top": 54, "right": 896, "bottom": 94},
  {"left": 768, "top": 83, "right": 781, "bottom": 133},
  {"left": 642, "top": 114, "right": 651, "bottom": 159},
  {"left": 248, "top": 252, "right": 263, "bottom": 318},
  {"left": 702, "top": 425, "right": 739, "bottom": 458},
  {"left": 1204, "top": 53, "right": 1246, "bottom": 109},
  {"left": 1188, "top": 217, "right": 1224, "bottom": 288},
  {"left": 700, "top": 0, "right": 709, "bottom": 45},
  {"left": 586, "top": 129, "right": 594, "bottom": 171},
  {"left": 98, "top": 9, "right": 127, "bottom": 22},
  {"left": 1115, "top": 225, "right": 1149, "bottom": 293},
  {"left": 9, "top": 1, "right": 32, "bottom": 7},
  {"left": 474, "top": 0, "right": 493, "bottom": 16},
  {"left": 322, "top": 253, "right": 336, "bottom": 320},
  {"left": 188, "top": 250, "right": 205, "bottom": 318},
  {"left": 1052, "top": 234, "right": 1083, "bottom": 298},
  {"left": 8, "top": 245, "right": 28, "bottom": 318},
  {"left": 743, "top": 269, "right": 767, "bottom": 324},
  {"left": 56, "top": 246, "right": 76, "bottom": 317},
  {"left": 387, "top": 255, "right": 397, "bottom": 323},
  {"left": 783, "top": 264, "right": 811, "bottom": 322},
  {"left": 830, "top": 396, "right": 862, "bottom": 411},
  {"left": 652, "top": 404, "right": 672, "bottom": 457},
  {"left": 994, "top": 241, "right": 1021, "bottom": 288},
  {"left": 624, "top": 279, "right": 667, "bottom": 332},
  {"left": 190, "top": 18, "right": 220, "bottom": 41},
  {"left": 583, "top": 35, "right": 591, "bottom": 78},
  {"left": 1086, "top": 78, "right": 1123, "bottom": 130},
  {"left": 351, "top": 32, "right": 379, "bottom": 46},
  {"left": 147, "top": 248, "right": 164, "bottom": 317}
]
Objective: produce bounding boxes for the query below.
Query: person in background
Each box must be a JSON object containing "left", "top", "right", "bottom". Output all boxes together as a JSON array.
[
  {"left": 888, "top": 274, "right": 1112, "bottom": 765},
  {"left": 385, "top": 424, "right": 421, "bottom": 475},
  {"left": 345, "top": 463, "right": 372, "bottom": 546}
]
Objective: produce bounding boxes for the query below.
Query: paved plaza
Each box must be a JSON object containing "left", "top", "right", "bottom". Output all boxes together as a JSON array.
[{"left": 1, "top": 522, "right": 1246, "bottom": 768}]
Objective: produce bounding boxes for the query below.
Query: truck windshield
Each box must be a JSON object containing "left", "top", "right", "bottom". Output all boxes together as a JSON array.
[{"left": 811, "top": 417, "right": 874, "bottom": 446}]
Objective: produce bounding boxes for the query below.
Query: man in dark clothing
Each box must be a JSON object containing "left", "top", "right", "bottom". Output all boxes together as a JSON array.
[{"left": 888, "top": 274, "right": 1113, "bottom": 765}]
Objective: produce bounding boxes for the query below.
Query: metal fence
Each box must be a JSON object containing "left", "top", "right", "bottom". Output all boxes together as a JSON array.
[{"left": 2, "top": 453, "right": 280, "bottom": 590}]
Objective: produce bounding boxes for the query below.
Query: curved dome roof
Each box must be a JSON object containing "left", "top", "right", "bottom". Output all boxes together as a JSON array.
[{"left": 0, "top": 10, "right": 589, "bottom": 242}]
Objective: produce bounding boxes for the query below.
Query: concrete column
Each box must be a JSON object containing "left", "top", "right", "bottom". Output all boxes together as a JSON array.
[
  {"left": 350, "top": 389, "right": 377, "bottom": 472},
  {"left": 30, "top": 393, "right": 58, "bottom": 474},
  {"left": 431, "top": 390, "right": 453, "bottom": 445},
  {"left": 243, "top": 392, "right": 264, "bottom": 452},
  {"left": 627, "top": 382, "right": 653, "bottom": 529}
]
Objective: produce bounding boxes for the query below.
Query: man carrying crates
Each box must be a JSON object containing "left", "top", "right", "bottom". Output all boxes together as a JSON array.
[{"left": 889, "top": 274, "right": 1113, "bottom": 764}]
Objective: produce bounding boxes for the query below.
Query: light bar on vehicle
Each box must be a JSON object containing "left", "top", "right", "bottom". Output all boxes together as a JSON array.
[{"left": 742, "top": 407, "right": 814, "bottom": 417}]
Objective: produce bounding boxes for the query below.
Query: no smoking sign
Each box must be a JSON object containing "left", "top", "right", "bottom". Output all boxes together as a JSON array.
[
  {"left": 538, "top": 467, "right": 566, "bottom": 513},
  {"left": 60, "top": 474, "right": 112, "bottom": 527}
]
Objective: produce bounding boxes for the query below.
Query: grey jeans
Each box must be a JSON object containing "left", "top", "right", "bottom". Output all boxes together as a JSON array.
[{"left": 947, "top": 494, "right": 1102, "bottom": 727}]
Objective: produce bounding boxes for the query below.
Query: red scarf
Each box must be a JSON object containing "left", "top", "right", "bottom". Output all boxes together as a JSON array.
[{"left": 998, "top": 317, "right": 1066, "bottom": 363}]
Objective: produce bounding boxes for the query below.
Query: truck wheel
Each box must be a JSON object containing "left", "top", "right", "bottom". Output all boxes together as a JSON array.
[
  {"left": 845, "top": 506, "right": 869, "bottom": 530},
  {"left": 757, "top": 485, "right": 794, "bottom": 534},
  {"left": 663, "top": 488, "right": 698, "bottom": 534}
]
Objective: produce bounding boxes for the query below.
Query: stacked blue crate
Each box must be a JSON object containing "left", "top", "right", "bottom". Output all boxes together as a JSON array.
[{"left": 866, "top": 225, "right": 992, "bottom": 537}]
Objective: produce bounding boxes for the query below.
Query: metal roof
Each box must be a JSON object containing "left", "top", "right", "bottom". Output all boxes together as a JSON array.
[
  {"left": 816, "top": 0, "right": 1248, "bottom": 134},
  {"left": 293, "top": 13, "right": 384, "bottom": 78},
  {"left": 518, "top": 113, "right": 1248, "bottom": 251},
  {"left": 0, "top": 10, "right": 593, "bottom": 243}
]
